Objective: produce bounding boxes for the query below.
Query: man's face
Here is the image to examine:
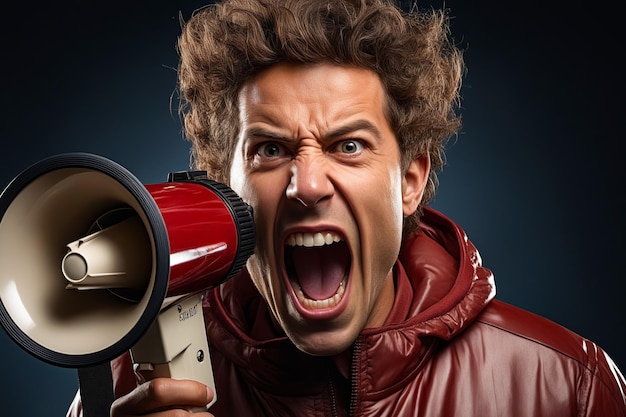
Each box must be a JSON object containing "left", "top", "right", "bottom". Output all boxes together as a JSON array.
[{"left": 230, "top": 63, "right": 427, "bottom": 355}]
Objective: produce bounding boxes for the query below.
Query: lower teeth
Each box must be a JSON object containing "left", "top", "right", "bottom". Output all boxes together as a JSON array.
[{"left": 295, "top": 278, "right": 346, "bottom": 309}]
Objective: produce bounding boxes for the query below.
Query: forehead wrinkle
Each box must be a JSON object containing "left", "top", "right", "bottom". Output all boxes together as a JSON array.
[{"left": 240, "top": 65, "right": 389, "bottom": 145}]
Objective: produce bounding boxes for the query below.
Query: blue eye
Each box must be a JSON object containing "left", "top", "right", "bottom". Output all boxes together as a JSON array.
[{"left": 337, "top": 140, "right": 363, "bottom": 154}]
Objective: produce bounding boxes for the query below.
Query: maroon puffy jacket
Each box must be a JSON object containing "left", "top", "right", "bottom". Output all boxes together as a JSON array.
[{"left": 67, "top": 207, "right": 626, "bottom": 416}]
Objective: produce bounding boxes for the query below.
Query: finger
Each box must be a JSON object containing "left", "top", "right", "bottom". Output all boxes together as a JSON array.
[{"left": 111, "top": 378, "right": 214, "bottom": 416}]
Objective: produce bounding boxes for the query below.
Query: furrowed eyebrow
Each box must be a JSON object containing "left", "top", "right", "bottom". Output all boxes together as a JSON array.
[
  {"left": 245, "top": 127, "right": 290, "bottom": 142},
  {"left": 326, "top": 120, "right": 383, "bottom": 142},
  {"left": 244, "top": 119, "right": 383, "bottom": 142}
]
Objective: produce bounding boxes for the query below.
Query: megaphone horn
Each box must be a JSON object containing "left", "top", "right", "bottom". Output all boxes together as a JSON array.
[{"left": 0, "top": 153, "right": 255, "bottom": 375}]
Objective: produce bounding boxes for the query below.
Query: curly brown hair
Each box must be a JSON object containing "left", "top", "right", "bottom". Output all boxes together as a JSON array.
[{"left": 177, "top": 0, "right": 463, "bottom": 234}]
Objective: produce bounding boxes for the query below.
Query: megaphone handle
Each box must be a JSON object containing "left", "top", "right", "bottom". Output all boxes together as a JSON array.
[
  {"left": 77, "top": 363, "right": 114, "bottom": 417},
  {"left": 129, "top": 293, "right": 217, "bottom": 412}
]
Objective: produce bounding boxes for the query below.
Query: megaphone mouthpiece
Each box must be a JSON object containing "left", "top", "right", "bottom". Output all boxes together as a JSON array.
[{"left": 62, "top": 212, "right": 151, "bottom": 293}]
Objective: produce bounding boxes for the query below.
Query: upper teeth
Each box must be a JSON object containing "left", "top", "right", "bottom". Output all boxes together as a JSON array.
[{"left": 286, "top": 231, "right": 342, "bottom": 247}]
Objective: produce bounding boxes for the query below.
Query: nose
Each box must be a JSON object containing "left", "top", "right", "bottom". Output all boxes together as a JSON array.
[{"left": 285, "top": 156, "right": 334, "bottom": 207}]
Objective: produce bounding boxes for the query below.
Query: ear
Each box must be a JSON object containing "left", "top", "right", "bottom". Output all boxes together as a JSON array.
[{"left": 401, "top": 155, "right": 430, "bottom": 216}]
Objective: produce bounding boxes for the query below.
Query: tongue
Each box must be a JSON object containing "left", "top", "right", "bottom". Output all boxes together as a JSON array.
[{"left": 291, "top": 243, "right": 349, "bottom": 300}]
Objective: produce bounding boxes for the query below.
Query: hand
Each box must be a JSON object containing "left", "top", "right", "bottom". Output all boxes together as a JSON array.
[{"left": 110, "top": 378, "right": 215, "bottom": 417}]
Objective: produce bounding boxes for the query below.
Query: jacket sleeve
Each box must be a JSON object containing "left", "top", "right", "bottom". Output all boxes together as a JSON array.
[
  {"left": 66, "top": 352, "right": 138, "bottom": 417},
  {"left": 583, "top": 342, "right": 626, "bottom": 416}
]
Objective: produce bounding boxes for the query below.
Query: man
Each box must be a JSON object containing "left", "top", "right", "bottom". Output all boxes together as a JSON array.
[{"left": 68, "top": 0, "right": 626, "bottom": 415}]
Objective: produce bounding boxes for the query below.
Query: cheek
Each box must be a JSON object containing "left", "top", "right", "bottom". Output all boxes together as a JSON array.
[
  {"left": 362, "top": 170, "right": 404, "bottom": 266},
  {"left": 342, "top": 164, "right": 404, "bottom": 236},
  {"left": 241, "top": 175, "right": 286, "bottom": 269},
  {"left": 248, "top": 178, "right": 284, "bottom": 232},
  {"left": 246, "top": 255, "right": 272, "bottom": 297},
  {"left": 365, "top": 167, "right": 404, "bottom": 229},
  {"left": 387, "top": 174, "right": 405, "bottom": 228},
  {"left": 348, "top": 169, "right": 404, "bottom": 270},
  {"left": 245, "top": 232, "right": 284, "bottom": 317},
  {"left": 231, "top": 170, "right": 283, "bottom": 230}
]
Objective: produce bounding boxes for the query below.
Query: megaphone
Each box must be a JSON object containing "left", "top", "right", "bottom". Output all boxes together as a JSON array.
[{"left": 0, "top": 153, "right": 255, "bottom": 411}]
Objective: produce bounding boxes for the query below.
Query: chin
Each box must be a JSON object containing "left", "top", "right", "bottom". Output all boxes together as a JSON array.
[{"left": 289, "top": 327, "right": 359, "bottom": 356}]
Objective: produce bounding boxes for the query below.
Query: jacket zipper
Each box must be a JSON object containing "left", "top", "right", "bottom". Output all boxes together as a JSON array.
[
  {"left": 328, "top": 369, "right": 338, "bottom": 417},
  {"left": 327, "top": 338, "right": 362, "bottom": 416},
  {"left": 349, "top": 338, "right": 362, "bottom": 416}
]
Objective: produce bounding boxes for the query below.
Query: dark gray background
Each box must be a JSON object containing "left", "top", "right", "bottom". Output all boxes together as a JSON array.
[{"left": 1, "top": 1, "right": 623, "bottom": 415}]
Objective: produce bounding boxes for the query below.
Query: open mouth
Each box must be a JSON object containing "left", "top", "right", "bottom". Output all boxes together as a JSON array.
[{"left": 284, "top": 231, "right": 350, "bottom": 310}]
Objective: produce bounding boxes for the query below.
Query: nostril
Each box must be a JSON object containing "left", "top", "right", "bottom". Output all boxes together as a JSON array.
[
  {"left": 288, "top": 193, "right": 329, "bottom": 208},
  {"left": 286, "top": 156, "right": 335, "bottom": 207}
]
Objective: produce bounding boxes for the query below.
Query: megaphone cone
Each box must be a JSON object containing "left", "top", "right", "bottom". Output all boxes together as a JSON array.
[{"left": 0, "top": 153, "right": 255, "bottom": 376}]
